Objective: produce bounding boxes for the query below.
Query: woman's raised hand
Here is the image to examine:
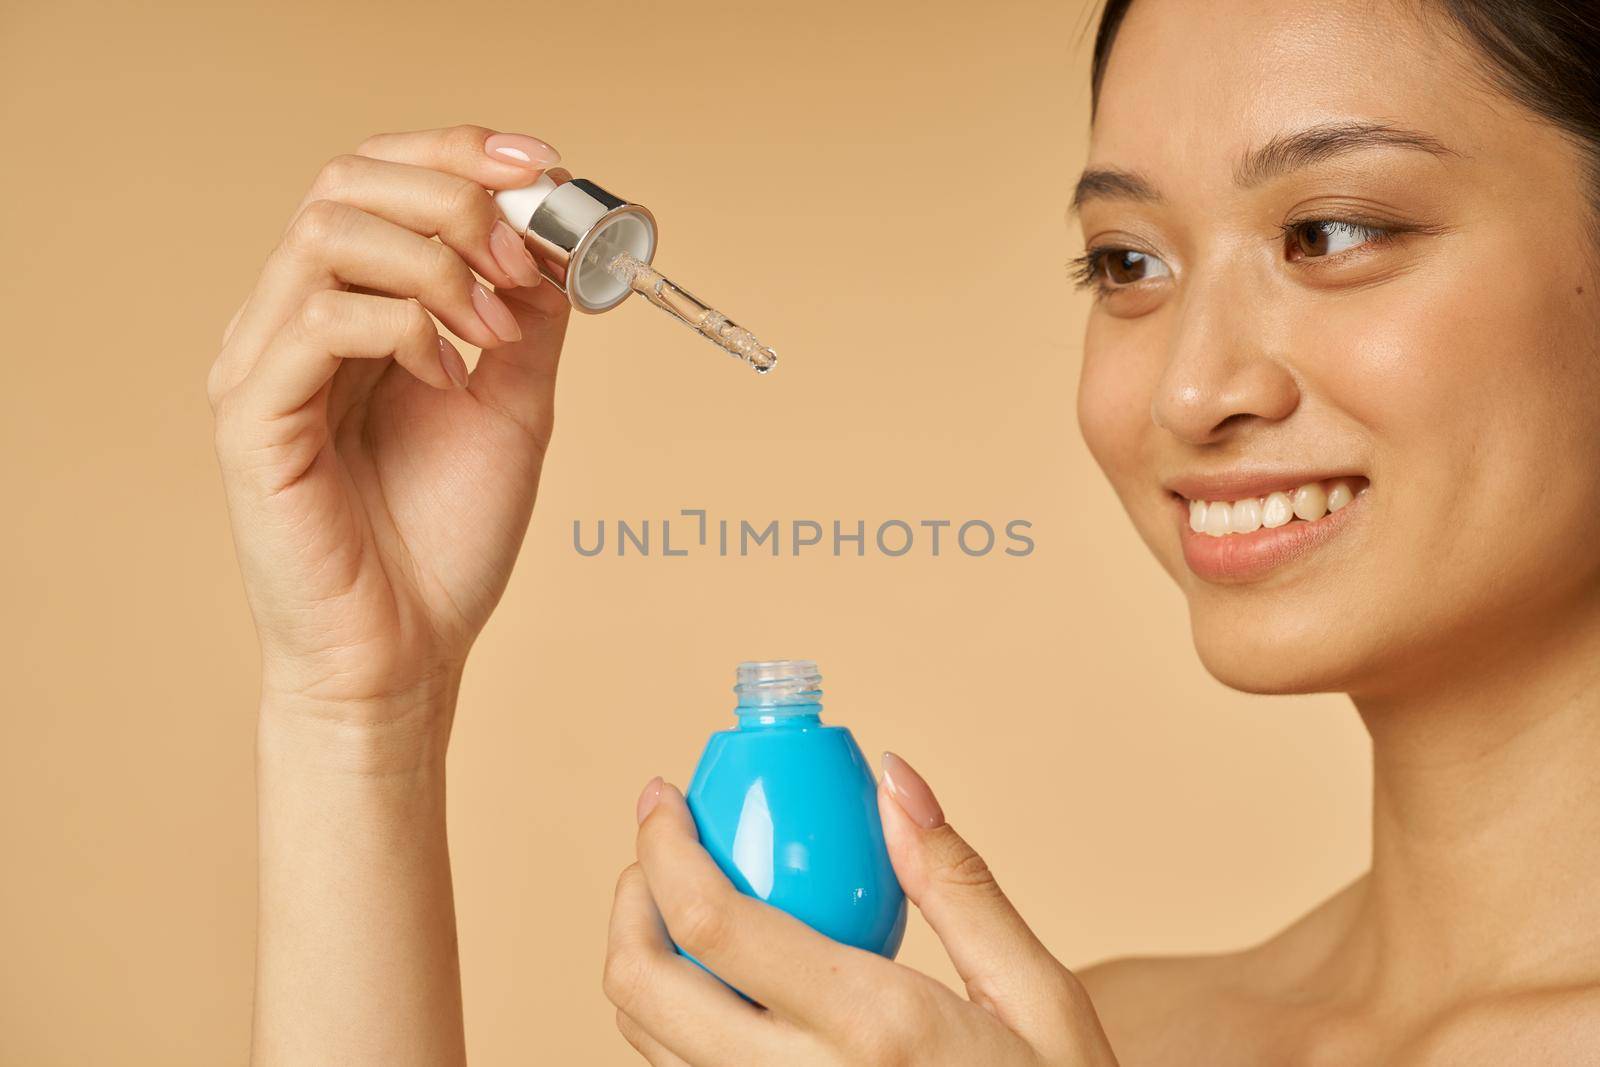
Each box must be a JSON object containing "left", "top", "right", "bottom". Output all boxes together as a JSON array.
[
  {"left": 209, "top": 125, "right": 569, "bottom": 732},
  {"left": 603, "top": 753, "right": 1122, "bottom": 1066}
]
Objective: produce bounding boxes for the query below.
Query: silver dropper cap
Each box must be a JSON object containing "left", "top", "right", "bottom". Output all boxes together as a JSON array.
[{"left": 492, "top": 168, "right": 657, "bottom": 314}]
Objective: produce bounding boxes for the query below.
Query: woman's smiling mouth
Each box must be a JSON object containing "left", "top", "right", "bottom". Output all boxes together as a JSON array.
[{"left": 1167, "top": 474, "right": 1371, "bottom": 583}]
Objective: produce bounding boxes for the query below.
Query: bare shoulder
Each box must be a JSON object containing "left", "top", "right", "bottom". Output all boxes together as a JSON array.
[
  {"left": 1069, "top": 895, "right": 1355, "bottom": 1066},
  {"left": 1076, "top": 954, "right": 1600, "bottom": 1067},
  {"left": 1076, "top": 952, "right": 1255, "bottom": 1065},
  {"left": 1405, "top": 983, "right": 1600, "bottom": 1065}
]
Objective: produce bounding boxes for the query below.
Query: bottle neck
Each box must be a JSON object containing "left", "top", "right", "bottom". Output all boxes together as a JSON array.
[
  {"left": 732, "top": 659, "right": 824, "bottom": 730},
  {"left": 735, "top": 707, "right": 822, "bottom": 729}
]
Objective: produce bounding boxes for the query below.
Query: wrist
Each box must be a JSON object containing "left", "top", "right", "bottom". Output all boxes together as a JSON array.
[{"left": 258, "top": 669, "right": 462, "bottom": 777}]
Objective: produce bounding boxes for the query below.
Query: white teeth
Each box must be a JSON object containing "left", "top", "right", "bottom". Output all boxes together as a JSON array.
[
  {"left": 1203, "top": 501, "right": 1232, "bottom": 537},
  {"left": 1292, "top": 482, "right": 1328, "bottom": 521},
  {"left": 1261, "top": 491, "right": 1294, "bottom": 528},
  {"left": 1228, "top": 497, "right": 1262, "bottom": 533},
  {"left": 1184, "top": 478, "right": 1362, "bottom": 536}
]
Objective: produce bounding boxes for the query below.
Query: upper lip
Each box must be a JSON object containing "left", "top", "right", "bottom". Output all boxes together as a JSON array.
[{"left": 1163, "top": 468, "right": 1366, "bottom": 502}]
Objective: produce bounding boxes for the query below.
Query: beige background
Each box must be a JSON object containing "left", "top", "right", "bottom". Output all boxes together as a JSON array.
[{"left": 0, "top": 0, "right": 1371, "bottom": 1062}]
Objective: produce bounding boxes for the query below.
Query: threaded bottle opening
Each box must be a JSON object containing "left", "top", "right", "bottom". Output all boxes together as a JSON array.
[{"left": 734, "top": 659, "right": 822, "bottom": 710}]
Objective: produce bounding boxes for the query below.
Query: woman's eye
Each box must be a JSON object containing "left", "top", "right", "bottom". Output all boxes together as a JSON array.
[
  {"left": 1105, "top": 249, "right": 1170, "bottom": 284},
  {"left": 1286, "top": 220, "right": 1387, "bottom": 259},
  {"left": 1074, "top": 248, "right": 1172, "bottom": 292}
]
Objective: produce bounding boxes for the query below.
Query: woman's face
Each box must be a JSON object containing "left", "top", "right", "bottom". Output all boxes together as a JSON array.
[{"left": 1075, "top": 0, "right": 1600, "bottom": 697}]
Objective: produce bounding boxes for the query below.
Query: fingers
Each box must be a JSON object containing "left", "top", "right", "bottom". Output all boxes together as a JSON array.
[
  {"left": 214, "top": 124, "right": 561, "bottom": 403},
  {"left": 214, "top": 200, "right": 519, "bottom": 403},
  {"left": 603, "top": 863, "right": 787, "bottom": 1066},
  {"left": 615, "top": 1010, "right": 691, "bottom": 1066},
  {"left": 634, "top": 782, "right": 901, "bottom": 1028},
  {"left": 462, "top": 284, "right": 569, "bottom": 447},
  {"left": 878, "top": 752, "right": 1081, "bottom": 1032},
  {"left": 355, "top": 124, "right": 560, "bottom": 190},
  {"left": 357, "top": 129, "right": 575, "bottom": 429},
  {"left": 294, "top": 153, "right": 543, "bottom": 293},
  {"left": 284, "top": 199, "right": 519, "bottom": 349},
  {"left": 230, "top": 290, "right": 462, "bottom": 422}
]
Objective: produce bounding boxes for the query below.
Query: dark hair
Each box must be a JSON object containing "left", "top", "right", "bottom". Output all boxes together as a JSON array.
[{"left": 1089, "top": 0, "right": 1600, "bottom": 214}]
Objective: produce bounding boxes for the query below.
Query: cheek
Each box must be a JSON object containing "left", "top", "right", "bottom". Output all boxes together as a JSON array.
[
  {"left": 1077, "top": 317, "right": 1163, "bottom": 492},
  {"left": 1311, "top": 240, "right": 1600, "bottom": 505},
  {"left": 1299, "top": 236, "right": 1600, "bottom": 642},
  {"left": 1078, "top": 317, "right": 1190, "bottom": 582}
]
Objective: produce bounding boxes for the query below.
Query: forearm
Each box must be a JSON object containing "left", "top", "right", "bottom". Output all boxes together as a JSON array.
[{"left": 252, "top": 690, "right": 464, "bottom": 1066}]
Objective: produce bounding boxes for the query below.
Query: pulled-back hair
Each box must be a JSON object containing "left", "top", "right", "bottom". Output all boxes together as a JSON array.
[{"left": 1089, "top": 0, "right": 1600, "bottom": 219}]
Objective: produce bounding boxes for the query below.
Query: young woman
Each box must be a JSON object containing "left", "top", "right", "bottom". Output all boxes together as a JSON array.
[
  {"left": 602, "top": 0, "right": 1600, "bottom": 1063},
  {"left": 212, "top": 0, "right": 1600, "bottom": 1063}
]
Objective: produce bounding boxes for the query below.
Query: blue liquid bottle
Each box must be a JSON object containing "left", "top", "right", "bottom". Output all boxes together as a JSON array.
[{"left": 684, "top": 660, "right": 907, "bottom": 975}]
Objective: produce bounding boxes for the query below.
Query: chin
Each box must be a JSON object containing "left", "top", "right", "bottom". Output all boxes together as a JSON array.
[{"left": 1185, "top": 600, "right": 1372, "bottom": 696}]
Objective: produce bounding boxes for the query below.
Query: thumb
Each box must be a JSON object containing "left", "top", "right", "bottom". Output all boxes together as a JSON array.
[
  {"left": 878, "top": 751, "right": 1077, "bottom": 1028},
  {"left": 466, "top": 280, "right": 571, "bottom": 446}
]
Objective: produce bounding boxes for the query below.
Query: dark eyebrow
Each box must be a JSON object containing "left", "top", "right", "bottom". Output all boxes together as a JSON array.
[
  {"left": 1070, "top": 121, "right": 1457, "bottom": 215},
  {"left": 1233, "top": 120, "right": 1457, "bottom": 187},
  {"left": 1070, "top": 166, "right": 1162, "bottom": 214}
]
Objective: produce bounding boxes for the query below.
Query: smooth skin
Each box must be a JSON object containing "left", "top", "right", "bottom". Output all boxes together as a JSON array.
[
  {"left": 210, "top": 123, "right": 569, "bottom": 1065},
  {"left": 605, "top": 0, "right": 1600, "bottom": 1063}
]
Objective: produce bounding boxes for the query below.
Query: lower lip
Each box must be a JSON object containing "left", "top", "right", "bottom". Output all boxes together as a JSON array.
[{"left": 1176, "top": 491, "right": 1366, "bottom": 584}]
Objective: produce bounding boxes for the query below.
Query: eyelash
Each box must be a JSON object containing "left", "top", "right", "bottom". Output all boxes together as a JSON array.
[
  {"left": 1067, "top": 249, "right": 1115, "bottom": 292},
  {"left": 1068, "top": 217, "right": 1407, "bottom": 297},
  {"left": 1278, "top": 217, "right": 1401, "bottom": 260}
]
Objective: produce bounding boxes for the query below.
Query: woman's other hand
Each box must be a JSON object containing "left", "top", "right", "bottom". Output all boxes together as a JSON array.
[
  {"left": 209, "top": 124, "right": 568, "bottom": 736},
  {"left": 603, "top": 754, "right": 1121, "bottom": 1066}
]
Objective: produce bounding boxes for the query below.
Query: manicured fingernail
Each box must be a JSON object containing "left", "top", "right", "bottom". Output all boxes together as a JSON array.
[
  {"left": 881, "top": 751, "right": 945, "bottom": 829},
  {"left": 471, "top": 282, "right": 522, "bottom": 343},
  {"left": 438, "top": 336, "right": 468, "bottom": 388},
  {"left": 484, "top": 132, "right": 560, "bottom": 169},
  {"left": 636, "top": 776, "right": 664, "bottom": 824},
  {"left": 489, "top": 219, "right": 542, "bottom": 288}
]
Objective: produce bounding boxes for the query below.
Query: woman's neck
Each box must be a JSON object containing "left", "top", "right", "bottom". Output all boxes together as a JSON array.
[{"left": 1343, "top": 605, "right": 1600, "bottom": 1004}]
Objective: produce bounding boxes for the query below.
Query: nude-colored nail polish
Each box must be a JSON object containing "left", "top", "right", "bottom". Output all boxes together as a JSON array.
[
  {"left": 881, "top": 751, "right": 945, "bottom": 829},
  {"left": 437, "top": 336, "right": 468, "bottom": 388},
  {"left": 636, "top": 776, "right": 664, "bottom": 825},
  {"left": 489, "top": 219, "right": 542, "bottom": 288},
  {"left": 484, "top": 132, "right": 561, "bottom": 169},
  {"left": 470, "top": 283, "right": 522, "bottom": 344},
  {"left": 519, "top": 243, "right": 541, "bottom": 285}
]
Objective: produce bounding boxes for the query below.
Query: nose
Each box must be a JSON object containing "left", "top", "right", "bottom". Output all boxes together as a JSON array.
[{"left": 1150, "top": 279, "right": 1300, "bottom": 444}]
